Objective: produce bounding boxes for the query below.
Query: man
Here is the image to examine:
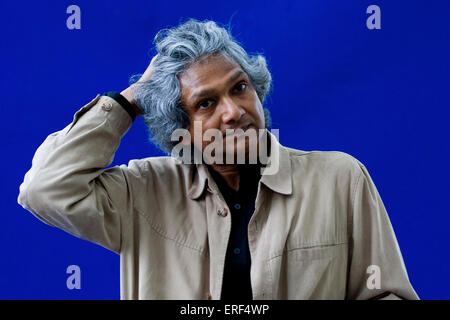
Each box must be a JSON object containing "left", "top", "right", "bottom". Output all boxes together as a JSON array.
[{"left": 18, "top": 18, "right": 419, "bottom": 300}]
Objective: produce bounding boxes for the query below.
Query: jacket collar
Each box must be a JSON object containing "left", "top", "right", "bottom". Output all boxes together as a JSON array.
[{"left": 187, "top": 130, "right": 292, "bottom": 200}]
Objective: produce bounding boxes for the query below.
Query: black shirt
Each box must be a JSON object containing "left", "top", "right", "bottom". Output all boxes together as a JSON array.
[{"left": 207, "top": 164, "right": 262, "bottom": 301}]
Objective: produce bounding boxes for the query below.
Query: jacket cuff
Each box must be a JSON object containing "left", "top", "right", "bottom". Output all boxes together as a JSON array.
[{"left": 103, "top": 91, "right": 137, "bottom": 122}]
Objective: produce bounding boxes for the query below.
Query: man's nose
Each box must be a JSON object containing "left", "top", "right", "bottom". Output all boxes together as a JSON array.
[{"left": 220, "top": 96, "right": 245, "bottom": 124}]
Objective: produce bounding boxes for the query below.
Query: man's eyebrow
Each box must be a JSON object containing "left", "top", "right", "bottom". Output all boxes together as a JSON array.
[{"left": 188, "top": 70, "right": 246, "bottom": 103}]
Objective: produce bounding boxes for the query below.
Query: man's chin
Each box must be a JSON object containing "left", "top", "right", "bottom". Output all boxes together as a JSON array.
[
  {"left": 201, "top": 128, "right": 264, "bottom": 164},
  {"left": 217, "top": 142, "right": 253, "bottom": 164}
]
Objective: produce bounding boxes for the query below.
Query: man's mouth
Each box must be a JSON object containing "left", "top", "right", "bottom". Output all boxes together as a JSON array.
[{"left": 223, "top": 123, "right": 252, "bottom": 137}]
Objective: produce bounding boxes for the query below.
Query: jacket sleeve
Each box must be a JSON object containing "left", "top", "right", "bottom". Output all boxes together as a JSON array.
[
  {"left": 17, "top": 94, "right": 136, "bottom": 254},
  {"left": 345, "top": 161, "right": 420, "bottom": 300}
]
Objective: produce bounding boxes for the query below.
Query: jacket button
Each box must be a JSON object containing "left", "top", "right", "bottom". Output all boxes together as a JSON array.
[
  {"left": 217, "top": 208, "right": 228, "bottom": 217},
  {"left": 102, "top": 103, "right": 112, "bottom": 111}
]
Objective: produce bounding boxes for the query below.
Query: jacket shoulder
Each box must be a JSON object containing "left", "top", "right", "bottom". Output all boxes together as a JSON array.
[{"left": 286, "top": 147, "right": 365, "bottom": 177}]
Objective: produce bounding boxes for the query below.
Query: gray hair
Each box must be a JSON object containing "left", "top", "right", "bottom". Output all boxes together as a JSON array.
[{"left": 131, "top": 18, "right": 273, "bottom": 154}]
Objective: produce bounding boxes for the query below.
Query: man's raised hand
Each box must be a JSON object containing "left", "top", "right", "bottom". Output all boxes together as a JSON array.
[{"left": 121, "top": 54, "right": 158, "bottom": 117}]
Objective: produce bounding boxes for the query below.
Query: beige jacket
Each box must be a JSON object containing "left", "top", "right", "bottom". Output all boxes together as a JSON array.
[{"left": 18, "top": 94, "right": 419, "bottom": 300}]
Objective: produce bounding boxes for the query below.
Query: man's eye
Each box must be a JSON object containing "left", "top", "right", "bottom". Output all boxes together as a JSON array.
[
  {"left": 198, "top": 99, "right": 213, "bottom": 109},
  {"left": 234, "top": 82, "right": 247, "bottom": 92}
]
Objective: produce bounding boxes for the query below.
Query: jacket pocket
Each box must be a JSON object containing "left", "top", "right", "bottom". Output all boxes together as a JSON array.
[{"left": 268, "top": 242, "right": 348, "bottom": 299}]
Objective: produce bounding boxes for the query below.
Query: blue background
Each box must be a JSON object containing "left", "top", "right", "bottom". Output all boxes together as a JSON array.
[{"left": 1, "top": 0, "right": 449, "bottom": 299}]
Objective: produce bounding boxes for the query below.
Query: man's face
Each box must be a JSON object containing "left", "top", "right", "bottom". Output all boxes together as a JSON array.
[{"left": 178, "top": 53, "right": 266, "bottom": 163}]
